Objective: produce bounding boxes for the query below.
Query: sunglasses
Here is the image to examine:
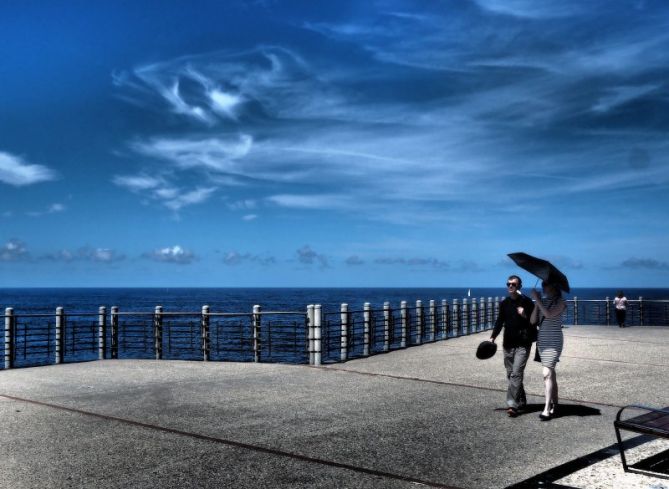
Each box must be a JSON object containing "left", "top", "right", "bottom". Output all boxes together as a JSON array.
[{"left": 506, "top": 282, "right": 519, "bottom": 287}]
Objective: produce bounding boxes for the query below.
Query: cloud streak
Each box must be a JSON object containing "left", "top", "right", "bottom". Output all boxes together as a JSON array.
[{"left": 0, "top": 152, "right": 57, "bottom": 186}]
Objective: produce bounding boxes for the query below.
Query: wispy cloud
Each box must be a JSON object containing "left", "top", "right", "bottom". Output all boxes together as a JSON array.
[
  {"left": 222, "top": 251, "right": 275, "bottom": 266},
  {"left": 0, "top": 152, "right": 57, "bottom": 186},
  {"left": 296, "top": 245, "right": 329, "bottom": 268},
  {"left": 113, "top": 173, "right": 216, "bottom": 212},
  {"left": 0, "top": 239, "right": 30, "bottom": 262},
  {"left": 143, "top": 245, "right": 196, "bottom": 264},
  {"left": 620, "top": 257, "right": 669, "bottom": 271},
  {"left": 27, "top": 203, "right": 66, "bottom": 217},
  {"left": 111, "top": 4, "right": 669, "bottom": 228},
  {"left": 374, "top": 257, "right": 449, "bottom": 270},
  {"left": 42, "top": 247, "right": 125, "bottom": 263},
  {"left": 345, "top": 255, "right": 365, "bottom": 266}
]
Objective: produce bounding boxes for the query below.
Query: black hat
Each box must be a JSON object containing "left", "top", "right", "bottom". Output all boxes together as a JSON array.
[{"left": 476, "top": 340, "right": 497, "bottom": 360}]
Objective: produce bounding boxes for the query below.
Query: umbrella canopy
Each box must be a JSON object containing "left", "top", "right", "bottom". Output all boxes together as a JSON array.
[{"left": 507, "top": 252, "right": 570, "bottom": 293}]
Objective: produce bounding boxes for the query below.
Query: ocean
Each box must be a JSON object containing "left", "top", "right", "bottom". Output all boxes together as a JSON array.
[
  {"left": 1, "top": 287, "right": 667, "bottom": 368},
  {"left": 2, "top": 287, "right": 667, "bottom": 314}
]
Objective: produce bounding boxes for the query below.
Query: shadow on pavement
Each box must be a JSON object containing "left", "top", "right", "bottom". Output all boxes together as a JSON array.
[
  {"left": 629, "top": 447, "right": 669, "bottom": 479},
  {"left": 518, "top": 403, "right": 602, "bottom": 418}
]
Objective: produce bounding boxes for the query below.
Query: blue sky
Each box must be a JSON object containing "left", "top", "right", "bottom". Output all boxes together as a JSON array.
[{"left": 1, "top": 0, "right": 668, "bottom": 287}]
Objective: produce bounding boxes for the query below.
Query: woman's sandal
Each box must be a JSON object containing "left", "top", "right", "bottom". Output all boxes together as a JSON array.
[{"left": 539, "top": 413, "right": 552, "bottom": 421}]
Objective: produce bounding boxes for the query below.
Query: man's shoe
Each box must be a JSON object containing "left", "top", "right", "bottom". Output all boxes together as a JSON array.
[{"left": 507, "top": 407, "right": 518, "bottom": 417}]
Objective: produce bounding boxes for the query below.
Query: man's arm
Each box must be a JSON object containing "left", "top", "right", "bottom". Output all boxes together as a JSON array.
[{"left": 490, "top": 299, "right": 505, "bottom": 341}]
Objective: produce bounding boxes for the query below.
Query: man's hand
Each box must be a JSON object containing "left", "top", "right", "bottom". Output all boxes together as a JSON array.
[
  {"left": 516, "top": 306, "right": 525, "bottom": 317},
  {"left": 490, "top": 336, "right": 495, "bottom": 343}
]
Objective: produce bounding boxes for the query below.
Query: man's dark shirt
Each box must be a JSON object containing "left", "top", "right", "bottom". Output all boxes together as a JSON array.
[{"left": 491, "top": 293, "right": 535, "bottom": 348}]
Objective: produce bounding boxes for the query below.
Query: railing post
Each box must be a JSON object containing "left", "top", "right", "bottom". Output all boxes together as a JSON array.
[
  {"left": 252, "top": 305, "right": 261, "bottom": 363},
  {"left": 415, "top": 300, "right": 423, "bottom": 344},
  {"left": 363, "top": 302, "right": 371, "bottom": 356},
  {"left": 55, "top": 307, "right": 64, "bottom": 364},
  {"left": 639, "top": 296, "right": 644, "bottom": 326},
  {"left": 494, "top": 297, "right": 500, "bottom": 329},
  {"left": 154, "top": 306, "right": 163, "bottom": 360},
  {"left": 111, "top": 306, "right": 118, "bottom": 359},
  {"left": 307, "top": 305, "right": 315, "bottom": 365},
  {"left": 479, "top": 297, "right": 484, "bottom": 332},
  {"left": 340, "top": 303, "right": 348, "bottom": 361},
  {"left": 314, "top": 304, "right": 322, "bottom": 366},
  {"left": 487, "top": 297, "right": 493, "bottom": 330},
  {"left": 202, "top": 305, "right": 210, "bottom": 362},
  {"left": 429, "top": 300, "right": 436, "bottom": 341},
  {"left": 462, "top": 298, "right": 469, "bottom": 334},
  {"left": 400, "top": 301, "right": 408, "bottom": 347},
  {"left": 98, "top": 306, "right": 106, "bottom": 360},
  {"left": 441, "top": 299, "right": 448, "bottom": 339},
  {"left": 383, "top": 302, "right": 390, "bottom": 352},
  {"left": 605, "top": 297, "right": 610, "bottom": 326},
  {"left": 573, "top": 297, "right": 579, "bottom": 325},
  {"left": 471, "top": 299, "right": 478, "bottom": 333},
  {"left": 4, "top": 308, "right": 14, "bottom": 369},
  {"left": 453, "top": 299, "right": 460, "bottom": 337}
]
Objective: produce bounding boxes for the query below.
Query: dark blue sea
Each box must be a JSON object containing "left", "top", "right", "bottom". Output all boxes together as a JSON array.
[
  {"left": 2, "top": 288, "right": 667, "bottom": 368},
  {"left": 2, "top": 287, "right": 667, "bottom": 314}
]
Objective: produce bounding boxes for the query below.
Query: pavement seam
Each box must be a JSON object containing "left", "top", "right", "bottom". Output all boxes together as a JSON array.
[
  {"left": 559, "top": 355, "right": 669, "bottom": 368},
  {"left": 563, "top": 334, "right": 669, "bottom": 345},
  {"left": 0, "top": 393, "right": 464, "bottom": 489},
  {"left": 316, "top": 366, "right": 625, "bottom": 409}
]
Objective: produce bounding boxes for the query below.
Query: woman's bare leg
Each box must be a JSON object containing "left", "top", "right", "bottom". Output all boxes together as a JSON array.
[{"left": 542, "top": 366, "right": 555, "bottom": 416}]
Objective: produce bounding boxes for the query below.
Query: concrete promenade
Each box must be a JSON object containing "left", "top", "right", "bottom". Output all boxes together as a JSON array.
[{"left": 1, "top": 325, "right": 668, "bottom": 488}]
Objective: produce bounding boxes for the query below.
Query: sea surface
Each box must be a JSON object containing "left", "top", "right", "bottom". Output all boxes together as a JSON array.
[
  {"left": 1, "top": 287, "right": 667, "bottom": 368},
  {"left": 1, "top": 287, "right": 667, "bottom": 314}
]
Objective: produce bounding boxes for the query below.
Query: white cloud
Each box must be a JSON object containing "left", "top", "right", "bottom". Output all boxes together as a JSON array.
[
  {"left": 474, "top": 0, "right": 587, "bottom": 18},
  {"left": 144, "top": 245, "right": 196, "bottom": 264},
  {"left": 132, "top": 135, "right": 253, "bottom": 172},
  {"left": 242, "top": 214, "right": 258, "bottom": 221},
  {"left": 42, "top": 247, "right": 125, "bottom": 263},
  {"left": 209, "top": 89, "right": 243, "bottom": 119},
  {"left": 163, "top": 187, "right": 216, "bottom": 211},
  {"left": 0, "top": 152, "right": 57, "bottom": 186},
  {"left": 0, "top": 239, "right": 29, "bottom": 261},
  {"left": 113, "top": 174, "right": 162, "bottom": 191},
  {"left": 592, "top": 84, "right": 659, "bottom": 113},
  {"left": 267, "top": 194, "right": 355, "bottom": 210},
  {"left": 113, "top": 173, "right": 216, "bottom": 212}
]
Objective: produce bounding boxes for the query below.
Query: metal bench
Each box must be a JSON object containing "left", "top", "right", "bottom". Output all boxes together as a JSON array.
[{"left": 614, "top": 404, "right": 669, "bottom": 473}]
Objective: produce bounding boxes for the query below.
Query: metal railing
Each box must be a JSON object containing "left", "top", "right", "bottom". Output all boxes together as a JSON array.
[
  {"left": 565, "top": 298, "right": 669, "bottom": 326},
  {"left": 3, "top": 297, "right": 668, "bottom": 370}
]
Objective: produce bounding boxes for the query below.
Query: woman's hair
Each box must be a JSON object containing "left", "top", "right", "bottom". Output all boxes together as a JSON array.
[
  {"left": 617, "top": 290, "right": 624, "bottom": 297},
  {"left": 542, "top": 281, "right": 562, "bottom": 298}
]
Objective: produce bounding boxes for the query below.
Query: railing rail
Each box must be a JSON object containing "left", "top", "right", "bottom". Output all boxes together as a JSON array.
[{"left": 3, "top": 298, "right": 668, "bottom": 370}]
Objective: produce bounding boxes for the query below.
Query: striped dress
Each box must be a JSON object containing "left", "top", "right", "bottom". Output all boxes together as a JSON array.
[{"left": 537, "top": 298, "right": 564, "bottom": 368}]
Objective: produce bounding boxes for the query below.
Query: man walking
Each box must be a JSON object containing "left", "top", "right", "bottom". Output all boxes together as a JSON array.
[{"left": 490, "top": 275, "right": 535, "bottom": 417}]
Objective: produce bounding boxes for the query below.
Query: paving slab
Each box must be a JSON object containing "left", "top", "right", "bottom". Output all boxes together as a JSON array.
[{"left": 0, "top": 325, "right": 667, "bottom": 488}]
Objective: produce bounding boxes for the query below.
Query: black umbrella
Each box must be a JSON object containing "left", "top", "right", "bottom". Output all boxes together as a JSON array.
[
  {"left": 476, "top": 340, "right": 497, "bottom": 360},
  {"left": 507, "top": 252, "right": 570, "bottom": 293}
]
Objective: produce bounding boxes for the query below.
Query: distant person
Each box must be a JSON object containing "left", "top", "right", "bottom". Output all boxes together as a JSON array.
[
  {"left": 614, "top": 290, "right": 628, "bottom": 328},
  {"left": 490, "top": 275, "right": 535, "bottom": 417},
  {"left": 530, "top": 282, "right": 566, "bottom": 421}
]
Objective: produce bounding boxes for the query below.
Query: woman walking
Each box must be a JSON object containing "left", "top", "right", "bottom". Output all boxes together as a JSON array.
[{"left": 531, "top": 282, "right": 566, "bottom": 421}]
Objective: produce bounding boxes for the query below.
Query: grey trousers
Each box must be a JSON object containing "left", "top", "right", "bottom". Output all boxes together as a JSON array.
[{"left": 503, "top": 346, "right": 529, "bottom": 409}]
